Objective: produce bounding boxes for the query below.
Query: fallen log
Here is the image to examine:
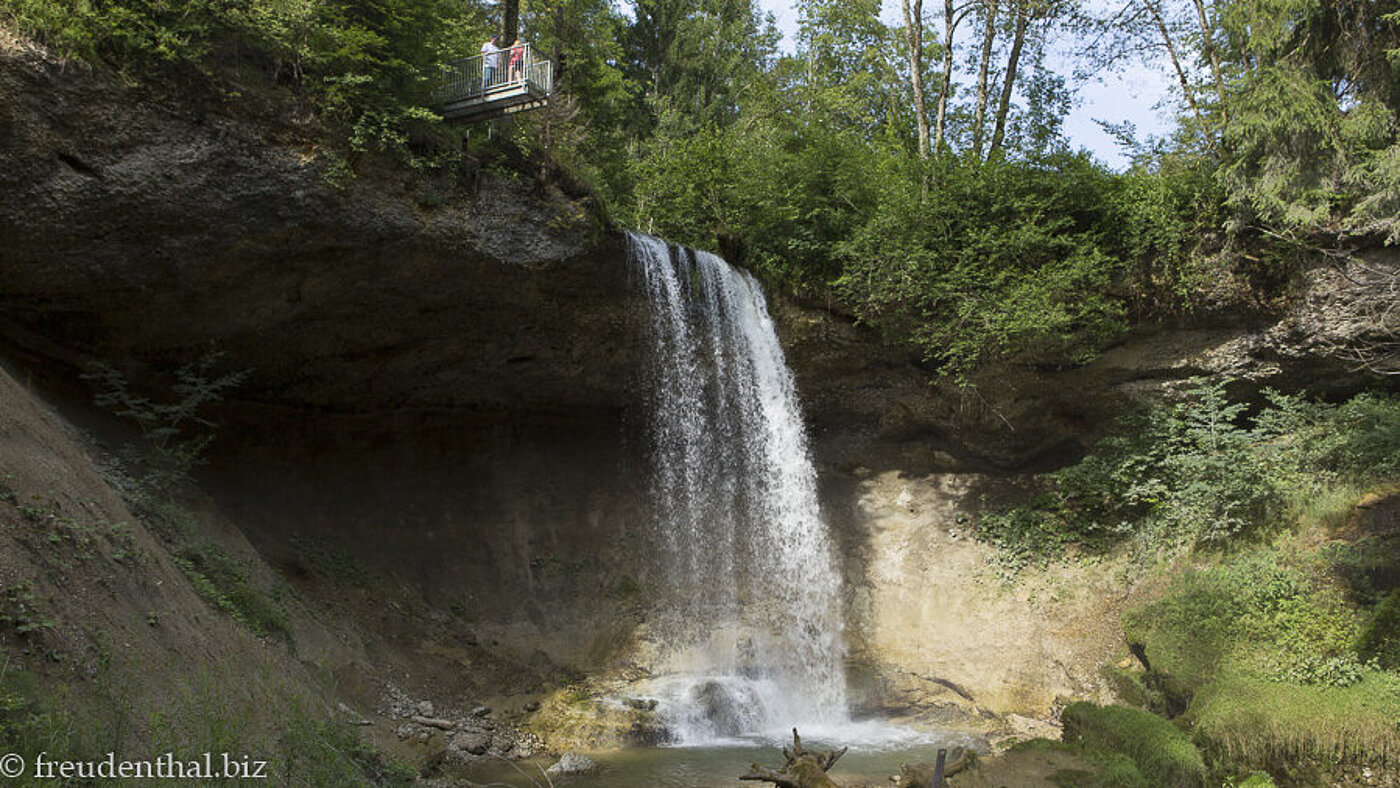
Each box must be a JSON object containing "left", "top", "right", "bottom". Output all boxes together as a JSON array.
[
  {"left": 740, "top": 728, "right": 848, "bottom": 788},
  {"left": 410, "top": 715, "right": 457, "bottom": 730}
]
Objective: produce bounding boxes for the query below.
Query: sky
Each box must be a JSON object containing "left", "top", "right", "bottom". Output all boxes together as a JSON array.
[{"left": 756, "top": 0, "right": 1179, "bottom": 169}]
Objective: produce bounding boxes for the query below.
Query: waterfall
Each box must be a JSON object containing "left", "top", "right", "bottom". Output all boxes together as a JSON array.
[{"left": 627, "top": 232, "right": 848, "bottom": 743}]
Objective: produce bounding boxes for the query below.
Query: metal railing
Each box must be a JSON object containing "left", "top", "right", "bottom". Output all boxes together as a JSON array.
[{"left": 437, "top": 41, "right": 553, "bottom": 107}]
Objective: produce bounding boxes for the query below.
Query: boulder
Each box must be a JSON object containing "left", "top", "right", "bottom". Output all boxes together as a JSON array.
[{"left": 546, "top": 752, "right": 600, "bottom": 776}]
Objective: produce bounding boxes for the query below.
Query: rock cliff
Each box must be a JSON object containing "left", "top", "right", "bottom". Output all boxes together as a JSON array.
[{"left": 2, "top": 26, "right": 1396, "bottom": 766}]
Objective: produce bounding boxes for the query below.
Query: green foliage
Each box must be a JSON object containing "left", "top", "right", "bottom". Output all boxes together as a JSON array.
[
  {"left": 1356, "top": 589, "right": 1400, "bottom": 670},
  {"left": 0, "top": 655, "right": 410, "bottom": 787},
  {"left": 836, "top": 152, "right": 1130, "bottom": 376},
  {"left": 1119, "top": 550, "right": 1400, "bottom": 774},
  {"left": 1061, "top": 702, "right": 1208, "bottom": 787},
  {"left": 1188, "top": 671, "right": 1400, "bottom": 772},
  {"left": 85, "top": 352, "right": 245, "bottom": 496},
  {"left": 1124, "top": 554, "right": 1370, "bottom": 690},
  {"left": 995, "top": 382, "right": 1400, "bottom": 776},
  {"left": 1115, "top": 156, "right": 1228, "bottom": 312},
  {"left": 1007, "top": 738, "right": 1152, "bottom": 788},
  {"left": 625, "top": 0, "right": 777, "bottom": 132},
  {"left": 270, "top": 696, "right": 416, "bottom": 785},
  {"left": 1211, "top": 1, "right": 1400, "bottom": 240},
  {"left": 979, "top": 380, "right": 1289, "bottom": 564},
  {"left": 174, "top": 544, "right": 289, "bottom": 639},
  {"left": 2, "top": 0, "right": 480, "bottom": 161},
  {"left": 980, "top": 384, "right": 1400, "bottom": 564},
  {"left": 0, "top": 584, "right": 52, "bottom": 638},
  {"left": 2, "top": 0, "right": 234, "bottom": 76},
  {"left": 0, "top": 662, "right": 79, "bottom": 782}
]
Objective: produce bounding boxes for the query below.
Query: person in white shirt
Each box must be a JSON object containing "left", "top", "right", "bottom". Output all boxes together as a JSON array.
[{"left": 481, "top": 35, "right": 502, "bottom": 87}]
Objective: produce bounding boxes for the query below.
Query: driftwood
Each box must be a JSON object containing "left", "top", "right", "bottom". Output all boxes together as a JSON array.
[
  {"left": 740, "top": 728, "right": 849, "bottom": 788},
  {"left": 410, "top": 715, "right": 456, "bottom": 730},
  {"left": 890, "top": 748, "right": 977, "bottom": 787}
]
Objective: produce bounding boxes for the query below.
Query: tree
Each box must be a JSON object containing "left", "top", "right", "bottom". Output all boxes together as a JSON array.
[
  {"left": 970, "top": 0, "right": 999, "bottom": 157},
  {"left": 1142, "top": 0, "right": 1221, "bottom": 157},
  {"left": 987, "top": 0, "right": 1030, "bottom": 157},
  {"left": 899, "top": 0, "right": 931, "bottom": 157},
  {"left": 795, "top": 0, "right": 895, "bottom": 130},
  {"left": 933, "top": 0, "right": 975, "bottom": 151},
  {"left": 1212, "top": 0, "right": 1400, "bottom": 234},
  {"left": 504, "top": 0, "right": 520, "bottom": 42},
  {"left": 627, "top": 0, "right": 777, "bottom": 131},
  {"left": 987, "top": 0, "right": 1070, "bottom": 158}
]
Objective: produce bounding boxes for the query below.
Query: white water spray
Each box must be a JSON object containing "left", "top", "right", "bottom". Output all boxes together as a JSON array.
[{"left": 628, "top": 232, "right": 848, "bottom": 743}]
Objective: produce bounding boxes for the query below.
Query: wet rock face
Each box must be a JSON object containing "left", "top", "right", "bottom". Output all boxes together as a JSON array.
[{"left": 0, "top": 43, "right": 641, "bottom": 414}]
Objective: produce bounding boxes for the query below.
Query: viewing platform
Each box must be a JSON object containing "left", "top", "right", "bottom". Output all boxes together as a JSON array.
[{"left": 436, "top": 42, "right": 553, "bottom": 124}]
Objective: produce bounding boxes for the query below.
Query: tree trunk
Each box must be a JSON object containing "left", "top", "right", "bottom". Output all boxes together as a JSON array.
[
  {"left": 971, "top": 0, "right": 999, "bottom": 159},
  {"left": 892, "top": 749, "right": 978, "bottom": 787},
  {"left": 740, "top": 729, "right": 848, "bottom": 788},
  {"left": 503, "top": 0, "right": 520, "bottom": 47},
  {"left": 1189, "top": 0, "right": 1228, "bottom": 123},
  {"left": 902, "top": 0, "right": 930, "bottom": 159},
  {"left": 933, "top": 0, "right": 962, "bottom": 153},
  {"left": 1144, "top": 0, "right": 1220, "bottom": 157},
  {"left": 987, "top": 6, "right": 1027, "bottom": 158}
]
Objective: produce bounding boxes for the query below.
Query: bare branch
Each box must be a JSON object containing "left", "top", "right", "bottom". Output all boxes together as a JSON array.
[{"left": 740, "top": 765, "right": 801, "bottom": 788}]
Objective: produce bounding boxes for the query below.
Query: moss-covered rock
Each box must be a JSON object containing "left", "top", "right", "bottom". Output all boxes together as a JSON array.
[{"left": 1061, "top": 702, "right": 1207, "bottom": 787}]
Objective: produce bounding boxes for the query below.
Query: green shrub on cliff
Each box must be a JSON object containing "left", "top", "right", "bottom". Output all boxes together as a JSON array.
[
  {"left": 978, "top": 384, "right": 1400, "bottom": 563},
  {"left": 977, "top": 380, "right": 1282, "bottom": 563},
  {"left": 1122, "top": 552, "right": 1400, "bottom": 776},
  {"left": 834, "top": 152, "right": 1132, "bottom": 378},
  {"left": 1123, "top": 555, "right": 1368, "bottom": 690},
  {"left": 1356, "top": 589, "right": 1400, "bottom": 670},
  {"left": 1, "top": 0, "right": 484, "bottom": 160}
]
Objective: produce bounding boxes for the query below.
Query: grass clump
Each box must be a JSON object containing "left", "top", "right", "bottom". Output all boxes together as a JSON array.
[
  {"left": 3, "top": 656, "right": 412, "bottom": 786},
  {"left": 1007, "top": 738, "right": 1152, "bottom": 787},
  {"left": 1061, "top": 702, "right": 1208, "bottom": 787},
  {"left": 1189, "top": 671, "right": 1400, "bottom": 771},
  {"left": 0, "top": 662, "right": 79, "bottom": 774}
]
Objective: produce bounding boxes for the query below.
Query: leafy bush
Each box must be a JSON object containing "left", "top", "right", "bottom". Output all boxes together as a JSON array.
[
  {"left": 978, "top": 380, "right": 1292, "bottom": 562},
  {"left": 1061, "top": 702, "right": 1207, "bottom": 787},
  {"left": 85, "top": 353, "right": 245, "bottom": 496},
  {"left": 3, "top": 0, "right": 486, "bottom": 161},
  {"left": 835, "top": 152, "right": 1131, "bottom": 377},
  {"left": 1356, "top": 589, "right": 1400, "bottom": 670},
  {"left": 979, "top": 384, "right": 1400, "bottom": 562},
  {"left": 1124, "top": 555, "right": 1366, "bottom": 690}
]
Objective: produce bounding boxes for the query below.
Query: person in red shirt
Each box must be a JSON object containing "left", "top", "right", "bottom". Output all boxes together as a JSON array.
[{"left": 508, "top": 39, "right": 525, "bottom": 83}]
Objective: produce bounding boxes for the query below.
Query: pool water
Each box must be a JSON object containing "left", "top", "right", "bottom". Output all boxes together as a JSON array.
[{"left": 458, "top": 727, "right": 984, "bottom": 787}]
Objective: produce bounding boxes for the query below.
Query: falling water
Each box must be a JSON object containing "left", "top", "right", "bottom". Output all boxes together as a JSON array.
[{"left": 627, "top": 232, "right": 848, "bottom": 743}]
